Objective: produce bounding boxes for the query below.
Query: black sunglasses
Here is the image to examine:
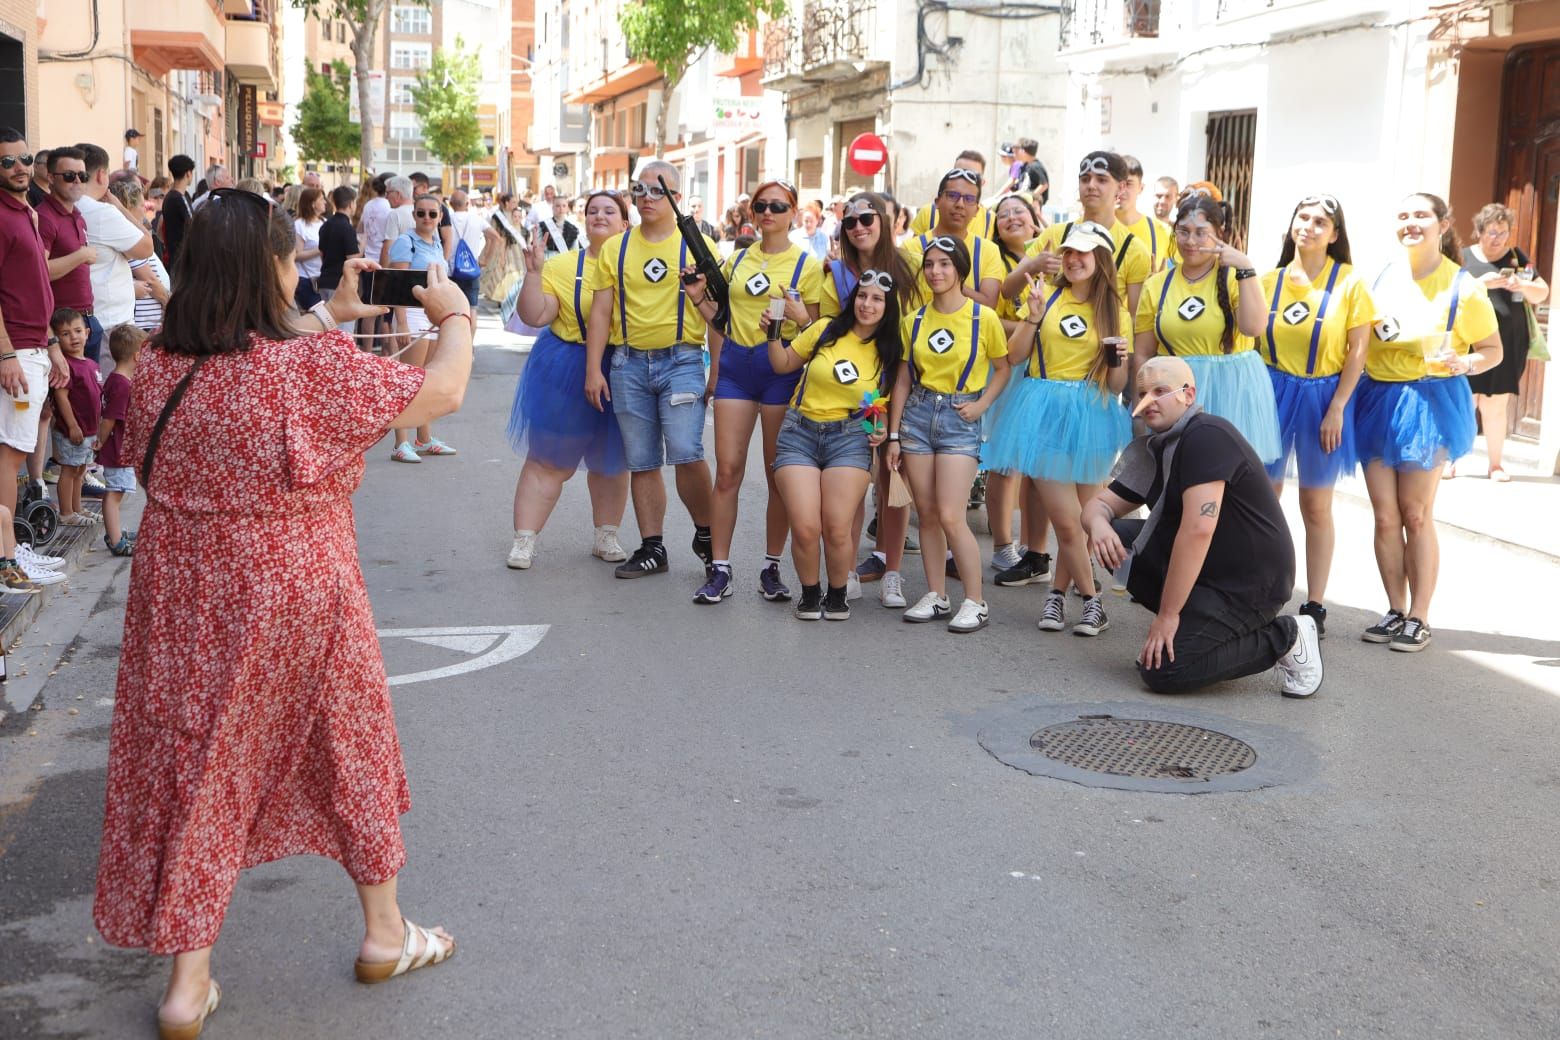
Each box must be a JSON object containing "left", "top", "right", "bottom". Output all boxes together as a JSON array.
[
  {"left": 415, "top": 209, "right": 441, "bottom": 217},
  {"left": 54, "top": 170, "right": 90, "bottom": 184},
  {"left": 841, "top": 212, "right": 877, "bottom": 231},
  {"left": 0, "top": 154, "right": 34, "bottom": 170},
  {"left": 751, "top": 200, "right": 791, "bottom": 215}
]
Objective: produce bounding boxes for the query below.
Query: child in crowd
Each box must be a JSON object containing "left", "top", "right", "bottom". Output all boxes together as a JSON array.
[
  {"left": 48, "top": 309, "right": 103, "bottom": 529},
  {"left": 95, "top": 325, "right": 143, "bottom": 555}
]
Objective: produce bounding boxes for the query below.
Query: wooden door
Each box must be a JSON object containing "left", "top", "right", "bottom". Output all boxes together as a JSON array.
[{"left": 1497, "top": 43, "right": 1560, "bottom": 435}]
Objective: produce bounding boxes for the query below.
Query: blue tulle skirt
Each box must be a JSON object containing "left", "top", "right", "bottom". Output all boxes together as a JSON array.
[
  {"left": 983, "top": 377, "right": 1132, "bottom": 484},
  {"left": 1352, "top": 375, "right": 1474, "bottom": 471},
  {"left": 977, "top": 364, "right": 1027, "bottom": 473},
  {"left": 1265, "top": 368, "right": 1356, "bottom": 488},
  {"left": 506, "top": 328, "right": 626, "bottom": 474},
  {"left": 1182, "top": 351, "right": 1282, "bottom": 464}
]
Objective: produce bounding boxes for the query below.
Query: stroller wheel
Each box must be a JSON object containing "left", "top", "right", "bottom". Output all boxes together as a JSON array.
[
  {"left": 24, "top": 500, "right": 59, "bottom": 546},
  {"left": 13, "top": 518, "right": 35, "bottom": 550}
]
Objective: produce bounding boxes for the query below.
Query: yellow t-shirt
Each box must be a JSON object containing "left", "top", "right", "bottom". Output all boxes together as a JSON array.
[
  {"left": 910, "top": 202, "right": 997, "bottom": 240},
  {"left": 721, "top": 243, "right": 822, "bottom": 346},
  {"left": 901, "top": 231, "right": 1005, "bottom": 302},
  {"left": 996, "top": 247, "right": 1027, "bottom": 323},
  {"left": 1026, "top": 218, "right": 1152, "bottom": 302},
  {"left": 1364, "top": 257, "right": 1499, "bottom": 382},
  {"left": 1135, "top": 265, "right": 1254, "bottom": 357},
  {"left": 540, "top": 249, "right": 595, "bottom": 343},
  {"left": 1119, "top": 212, "right": 1174, "bottom": 273},
  {"left": 902, "top": 299, "right": 1009, "bottom": 394},
  {"left": 788, "top": 323, "right": 885, "bottom": 422},
  {"left": 1018, "top": 286, "right": 1133, "bottom": 381},
  {"left": 591, "top": 226, "right": 718, "bottom": 349},
  {"left": 1256, "top": 261, "right": 1375, "bottom": 377}
]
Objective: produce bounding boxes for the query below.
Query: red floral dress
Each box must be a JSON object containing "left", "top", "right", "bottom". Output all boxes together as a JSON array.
[{"left": 94, "top": 330, "right": 426, "bottom": 954}]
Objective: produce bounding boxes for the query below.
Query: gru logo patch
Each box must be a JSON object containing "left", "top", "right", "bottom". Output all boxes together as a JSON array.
[
  {"left": 642, "top": 258, "right": 668, "bottom": 282},
  {"left": 833, "top": 359, "right": 860, "bottom": 384},
  {"left": 1176, "top": 297, "right": 1207, "bottom": 321},
  {"left": 1059, "top": 314, "right": 1089, "bottom": 338},
  {"left": 1282, "top": 301, "right": 1310, "bottom": 325},
  {"left": 745, "top": 272, "right": 771, "bottom": 296},
  {"left": 927, "top": 329, "right": 956, "bottom": 354},
  {"left": 1374, "top": 317, "right": 1401, "bottom": 342}
]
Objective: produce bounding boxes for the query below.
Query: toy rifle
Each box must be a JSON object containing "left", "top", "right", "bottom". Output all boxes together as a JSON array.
[{"left": 659, "top": 175, "right": 730, "bottom": 332}]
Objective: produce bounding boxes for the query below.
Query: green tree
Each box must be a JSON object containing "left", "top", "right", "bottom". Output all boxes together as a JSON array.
[
  {"left": 291, "top": 0, "right": 430, "bottom": 176},
  {"left": 410, "top": 37, "right": 486, "bottom": 177},
  {"left": 291, "top": 59, "right": 360, "bottom": 171},
  {"left": 620, "top": 0, "right": 787, "bottom": 156}
]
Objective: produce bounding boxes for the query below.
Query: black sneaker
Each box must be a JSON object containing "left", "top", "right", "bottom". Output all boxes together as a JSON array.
[
  {"left": 866, "top": 516, "right": 878, "bottom": 540},
  {"left": 614, "top": 544, "right": 668, "bottom": 579},
  {"left": 1389, "top": 616, "right": 1432, "bottom": 653},
  {"left": 823, "top": 587, "right": 850, "bottom": 621},
  {"left": 945, "top": 556, "right": 959, "bottom": 581},
  {"left": 795, "top": 586, "right": 823, "bottom": 621},
  {"left": 1073, "top": 596, "right": 1110, "bottom": 637},
  {"left": 1299, "top": 600, "right": 1327, "bottom": 639},
  {"left": 995, "top": 551, "right": 1053, "bottom": 587},
  {"left": 758, "top": 563, "right": 792, "bottom": 602},
  {"left": 1362, "top": 608, "right": 1405, "bottom": 643},
  {"left": 691, "top": 532, "right": 714, "bottom": 566}
]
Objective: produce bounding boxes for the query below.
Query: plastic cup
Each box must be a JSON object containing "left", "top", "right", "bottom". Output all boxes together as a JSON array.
[
  {"left": 768, "top": 297, "right": 786, "bottom": 322},
  {"left": 1420, "top": 333, "right": 1452, "bottom": 377}
]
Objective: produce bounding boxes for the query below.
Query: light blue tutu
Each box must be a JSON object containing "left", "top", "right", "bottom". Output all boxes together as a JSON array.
[
  {"left": 1182, "top": 350, "right": 1283, "bottom": 464},
  {"left": 506, "top": 327, "right": 626, "bottom": 474},
  {"left": 1353, "top": 375, "right": 1474, "bottom": 471},
  {"left": 978, "top": 363, "right": 1028, "bottom": 473},
  {"left": 1266, "top": 368, "right": 1356, "bottom": 488},
  {"left": 983, "top": 377, "right": 1131, "bottom": 484}
]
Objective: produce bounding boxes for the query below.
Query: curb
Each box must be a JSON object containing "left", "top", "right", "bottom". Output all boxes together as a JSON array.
[{"left": 0, "top": 498, "right": 108, "bottom": 656}]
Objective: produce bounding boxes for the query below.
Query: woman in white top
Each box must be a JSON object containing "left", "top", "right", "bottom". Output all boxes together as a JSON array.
[{"left": 294, "top": 187, "right": 327, "bottom": 310}]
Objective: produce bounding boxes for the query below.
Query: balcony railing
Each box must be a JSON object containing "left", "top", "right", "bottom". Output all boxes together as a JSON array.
[
  {"left": 1058, "top": 0, "right": 1161, "bottom": 48},
  {"left": 761, "top": 0, "right": 878, "bottom": 89}
]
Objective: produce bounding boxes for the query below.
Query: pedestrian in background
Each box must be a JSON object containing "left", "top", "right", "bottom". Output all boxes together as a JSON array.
[
  {"left": 318, "top": 185, "right": 361, "bottom": 304},
  {"left": 76, "top": 142, "right": 156, "bottom": 361}
]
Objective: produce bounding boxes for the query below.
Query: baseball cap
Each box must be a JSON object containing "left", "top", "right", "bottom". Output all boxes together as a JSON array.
[
  {"left": 125, "top": 129, "right": 143, "bottom": 139},
  {"left": 999, "top": 142, "right": 1015, "bottom": 157},
  {"left": 1059, "top": 220, "right": 1115, "bottom": 255}
]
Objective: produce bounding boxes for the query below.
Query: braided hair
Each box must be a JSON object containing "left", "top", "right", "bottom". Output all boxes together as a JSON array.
[{"left": 1175, "top": 193, "right": 1238, "bottom": 354}]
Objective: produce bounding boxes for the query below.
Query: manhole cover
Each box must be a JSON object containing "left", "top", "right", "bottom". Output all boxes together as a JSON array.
[{"left": 1028, "top": 716, "right": 1256, "bottom": 782}]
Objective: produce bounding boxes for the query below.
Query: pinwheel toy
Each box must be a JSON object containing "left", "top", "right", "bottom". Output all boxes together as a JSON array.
[{"left": 857, "top": 389, "right": 889, "bottom": 434}]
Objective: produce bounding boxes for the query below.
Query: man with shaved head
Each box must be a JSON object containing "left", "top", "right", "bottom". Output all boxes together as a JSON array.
[{"left": 1083, "top": 356, "right": 1322, "bottom": 698}]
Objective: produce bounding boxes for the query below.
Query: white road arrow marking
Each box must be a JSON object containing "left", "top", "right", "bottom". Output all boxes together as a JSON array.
[{"left": 377, "top": 625, "right": 550, "bottom": 686}]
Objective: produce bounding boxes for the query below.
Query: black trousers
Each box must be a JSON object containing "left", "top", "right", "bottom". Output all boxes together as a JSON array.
[{"left": 1113, "top": 519, "right": 1297, "bottom": 695}]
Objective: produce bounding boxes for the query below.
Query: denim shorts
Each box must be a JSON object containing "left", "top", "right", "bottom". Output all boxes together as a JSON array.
[
  {"left": 715, "top": 341, "right": 802, "bottom": 405},
  {"left": 51, "top": 429, "right": 96, "bottom": 467},
  {"left": 898, "top": 386, "right": 982, "bottom": 458},
  {"left": 103, "top": 466, "right": 137, "bottom": 494},
  {"left": 608, "top": 343, "right": 709, "bottom": 472},
  {"left": 773, "top": 409, "right": 872, "bottom": 472}
]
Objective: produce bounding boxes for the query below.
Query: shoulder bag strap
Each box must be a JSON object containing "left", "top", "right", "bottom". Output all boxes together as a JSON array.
[{"left": 142, "top": 357, "right": 207, "bottom": 488}]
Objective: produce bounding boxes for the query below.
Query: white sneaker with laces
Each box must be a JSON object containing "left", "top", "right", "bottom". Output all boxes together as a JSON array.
[
  {"left": 880, "top": 571, "right": 906, "bottom": 608},
  {"left": 391, "top": 441, "right": 422, "bottom": 464},
  {"left": 82, "top": 469, "right": 106, "bottom": 491},
  {"left": 507, "top": 530, "right": 538, "bottom": 570},
  {"left": 990, "top": 542, "right": 1023, "bottom": 571},
  {"left": 592, "top": 525, "right": 628, "bottom": 562},
  {"left": 1073, "top": 596, "right": 1110, "bottom": 637},
  {"left": 1276, "top": 614, "right": 1323, "bottom": 698},
  {"left": 17, "top": 544, "right": 65, "bottom": 570},
  {"left": 902, "top": 590, "right": 950, "bottom": 623},
  {"left": 845, "top": 570, "right": 862, "bottom": 601},
  {"left": 947, "top": 598, "right": 990, "bottom": 633},
  {"left": 17, "top": 559, "right": 66, "bottom": 585},
  {"left": 1036, "top": 591, "right": 1066, "bottom": 632}
]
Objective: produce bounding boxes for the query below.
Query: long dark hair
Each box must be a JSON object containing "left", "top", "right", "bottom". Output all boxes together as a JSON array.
[
  {"left": 812, "top": 280, "right": 904, "bottom": 392},
  {"left": 1407, "top": 192, "right": 1461, "bottom": 262},
  {"left": 1276, "top": 194, "right": 1353, "bottom": 268},
  {"left": 1174, "top": 193, "right": 1237, "bottom": 354},
  {"left": 157, "top": 190, "right": 298, "bottom": 355},
  {"left": 840, "top": 192, "right": 917, "bottom": 311}
]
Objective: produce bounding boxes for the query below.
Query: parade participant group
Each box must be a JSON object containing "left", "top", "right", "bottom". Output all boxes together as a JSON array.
[{"left": 0, "top": 119, "right": 1547, "bottom": 1040}]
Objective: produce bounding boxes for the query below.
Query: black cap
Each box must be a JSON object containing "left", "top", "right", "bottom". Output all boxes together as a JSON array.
[{"left": 125, "top": 129, "right": 143, "bottom": 139}]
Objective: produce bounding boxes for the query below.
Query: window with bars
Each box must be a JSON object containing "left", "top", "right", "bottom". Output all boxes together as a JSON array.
[{"left": 1205, "top": 109, "right": 1256, "bottom": 248}]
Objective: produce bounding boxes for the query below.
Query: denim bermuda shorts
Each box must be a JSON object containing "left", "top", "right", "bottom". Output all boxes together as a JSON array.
[
  {"left": 102, "top": 466, "right": 137, "bottom": 494},
  {"left": 51, "top": 429, "right": 96, "bottom": 467},
  {"left": 608, "top": 344, "right": 709, "bottom": 472},
  {"left": 898, "top": 386, "right": 982, "bottom": 458},
  {"left": 773, "top": 409, "right": 872, "bottom": 472}
]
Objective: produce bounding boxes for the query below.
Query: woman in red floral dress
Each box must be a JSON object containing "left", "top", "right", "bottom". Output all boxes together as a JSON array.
[{"left": 93, "top": 189, "right": 473, "bottom": 1039}]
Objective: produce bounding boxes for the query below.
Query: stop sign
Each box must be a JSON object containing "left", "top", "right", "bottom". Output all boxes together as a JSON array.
[{"left": 847, "top": 132, "right": 888, "bottom": 177}]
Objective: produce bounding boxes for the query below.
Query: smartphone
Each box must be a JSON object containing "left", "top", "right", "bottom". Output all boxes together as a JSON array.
[
  {"left": 1501, "top": 267, "right": 1518, "bottom": 279},
  {"left": 681, "top": 271, "right": 702, "bottom": 285},
  {"left": 361, "top": 269, "right": 428, "bottom": 308}
]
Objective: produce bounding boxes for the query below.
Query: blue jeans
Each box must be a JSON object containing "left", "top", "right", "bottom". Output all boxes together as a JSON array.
[
  {"left": 773, "top": 410, "right": 872, "bottom": 471},
  {"left": 899, "top": 386, "right": 982, "bottom": 458},
  {"left": 454, "top": 276, "right": 479, "bottom": 307},
  {"left": 608, "top": 344, "right": 708, "bottom": 472}
]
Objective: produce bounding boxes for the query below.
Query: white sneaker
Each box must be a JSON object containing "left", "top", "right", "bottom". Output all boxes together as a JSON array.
[
  {"left": 845, "top": 570, "right": 862, "bottom": 601},
  {"left": 1036, "top": 591, "right": 1066, "bottom": 632},
  {"left": 880, "top": 570, "right": 906, "bottom": 608},
  {"left": 507, "top": 530, "right": 538, "bottom": 570},
  {"left": 82, "top": 469, "right": 106, "bottom": 492},
  {"left": 990, "top": 542, "right": 1023, "bottom": 571},
  {"left": 1276, "top": 614, "right": 1323, "bottom": 698},
  {"left": 902, "top": 590, "right": 950, "bottom": 623},
  {"left": 17, "top": 559, "right": 66, "bottom": 585},
  {"left": 592, "top": 524, "right": 628, "bottom": 562},
  {"left": 391, "top": 441, "right": 422, "bottom": 463},
  {"left": 17, "top": 544, "right": 64, "bottom": 570},
  {"left": 947, "top": 598, "right": 990, "bottom": 633}
]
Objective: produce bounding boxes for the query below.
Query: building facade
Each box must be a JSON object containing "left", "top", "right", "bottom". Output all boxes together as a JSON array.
[
  {"left": 525, "top": 0, "right": 591, "bottom": 195},
  {"left": 0, "top": 0, "right": 38, "bottom": 141}
]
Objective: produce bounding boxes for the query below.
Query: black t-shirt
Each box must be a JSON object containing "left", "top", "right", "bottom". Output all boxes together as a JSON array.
[
  {"left": 161, "top": 190, "right": 192, "bottom": 264},
  {"left": 1110, "top": 413, "right": 1294, "bottom": 614},
  {"left": 317, "top": 212, "right": 360, "bottom": 290},
  {"left": 1460, "top": 244, "right": 1529, "bottom": 354}
]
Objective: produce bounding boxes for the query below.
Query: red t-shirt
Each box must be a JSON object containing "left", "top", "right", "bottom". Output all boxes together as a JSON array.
[
  {"left": 0, "top": 190, "right": 54, "bottom": 349},
  {"left": 37, "top": 194, "right": 92, "bottom": 312},
  {"left": 60, "top": 354, "right": 102, "bottom": 437},
  {"left": 97, "top": 369, "right": 130, "bottom": 467}
]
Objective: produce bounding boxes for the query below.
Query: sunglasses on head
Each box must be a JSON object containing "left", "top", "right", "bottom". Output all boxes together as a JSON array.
[
  {"left": 1298, "top": 193, "right": 1340, "bottom": 213},
  {"left": 0, "top": 154, "right": 34, "bottom": 170},
  {"left": 208, "top": 186, "right": 276, "bottom": 221},
  {"left": 751, "top": 199, "right": 791, "bottom": 215},
  {"left": 944, "top": 168, "right": 981, "bottom": 186},
  {"left": 858, "top": 269, "right": 895, "bottom": 290},
  {"left": 1078, "top": 156, "right": 1116, "bottom": 176},
  {"left": 841, "top": 211, "right": 878, "bottom": 232},
  {"left": 53, "top": 170, "right": 89, "bottom": 184},
  {"left": 630, "top": 183, "right": 673, "bottom": 200},
  {"left": 926, "top": 235, "right": 960, "bottom": 253}
]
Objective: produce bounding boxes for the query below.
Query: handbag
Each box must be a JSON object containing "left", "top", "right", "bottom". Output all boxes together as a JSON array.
[{"left": 1526, "top": 303, "right": 1549, "bottom": 362}]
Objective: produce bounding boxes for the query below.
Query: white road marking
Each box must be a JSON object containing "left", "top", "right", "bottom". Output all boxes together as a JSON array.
[
  {"left": 408, "top": 633, "right": 501, "bottom": 655},
  {"left": 378, "top": 625, "right": 549, "bottom": 686}
]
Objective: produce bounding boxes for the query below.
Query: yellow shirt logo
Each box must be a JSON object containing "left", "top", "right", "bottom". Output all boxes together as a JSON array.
[
  {"left": 1176, "top": 297, "right": 1207, "bottom": 321},
  {"left": 1058, "top": 314, "right": 1089, "bottom": 338},
  {"left": 744, "top": 272, "right": 771, "bottom": 296},
  {"left": 833, "top": 359, "right": 861, "bottom": 384},
  {"left": 1374, "top": 317, "right": 1401, "bottom": 342},
  {"left": 927, "top": 328, "right": 956, "bottom": 354},
  {"left": 642, "top": 257, "right": 669, "bottom": 282},
  {"left": 1281, "top": 301, "right": 1310, "bottom": 325}
]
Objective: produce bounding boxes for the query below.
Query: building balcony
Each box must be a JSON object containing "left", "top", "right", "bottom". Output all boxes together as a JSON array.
[
  {"left": 225, "top": 15, "right": 278, "bottom": 92},
  {"left": 128, "top": 0, "right": 225, "bottom": 79},
  {"left": 760, "top": 0, "right": 883, "bottom": 91},
  {"left": 563, "top": 60, "right": 662, "bottom": 105},
  {"left": 1058, "top": 0, "right": 1175, "bottom": 54}
]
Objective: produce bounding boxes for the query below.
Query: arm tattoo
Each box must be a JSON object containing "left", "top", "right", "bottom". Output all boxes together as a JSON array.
[{"left": 1199, "top": 501, "right": 1218, "bottom": 518}]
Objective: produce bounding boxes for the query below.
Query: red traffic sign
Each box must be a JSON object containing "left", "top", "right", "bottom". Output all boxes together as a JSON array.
[{"left": 847, "top": 132, "right": 888, "bottom": 177}]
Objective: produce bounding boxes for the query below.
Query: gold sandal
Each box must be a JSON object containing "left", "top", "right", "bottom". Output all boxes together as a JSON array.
[
  {"left": 354, "top": 918, "right": 455, "bottom": 984},
  {"left": 157, "top": 979, "right": 220, "bottom": 1040}
]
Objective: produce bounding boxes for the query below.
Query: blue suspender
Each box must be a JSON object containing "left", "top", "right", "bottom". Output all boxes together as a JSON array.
[
  {"left": 730, "top": 247, "right": 749, "bottom": 281},
  {"left": 1148, "top": 221, "right": 1157, "bottom": 265},
  {"left": 616, "top": 232, "right": 632, "bottom": 341},
  {"left": 957, "top": 304, "right": 983, "bottom": 392},
  {"left": 1263, "top": 274, "right": 1284, "bottom": 365},
  {"left": 570, "top": 250, "right": 589, "bottom": 340},
  {"left": 1033, "top": 288, "right": 1064, "bottom": 380},
  {"left": 674, "top": 240, "right": 689, "bottom": 343},
  {"left": 789, "top": 255, "right": 806, "bottom": 292},
  {"left": 1153, "top": 269, "right": 1176, "bottom": 355},
  {"left": 1304, "top": 261, "right": 1342, "bottom": 375},
  {"left": 831, "top": 260, "right": 856, "bottom": 303},
  {"left": 972, "top": 238, "right": 982, "bottom": 290},
  {"left": 1446, "top": 269, "right": 1466, "bottom": 333},
  {"left": 908, "top": 307, "right": 927, "bottom": 386}
]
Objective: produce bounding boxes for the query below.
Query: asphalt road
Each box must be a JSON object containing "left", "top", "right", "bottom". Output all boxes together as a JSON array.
[{"left": 2, "top": 323, "right": 1558, "bottom": 1039}]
